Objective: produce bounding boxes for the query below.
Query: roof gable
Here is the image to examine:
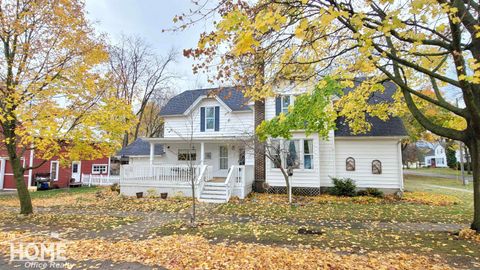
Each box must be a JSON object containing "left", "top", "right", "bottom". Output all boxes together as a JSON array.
[{"left": 160, "top": 87, "right": 250, "bottom": 116}]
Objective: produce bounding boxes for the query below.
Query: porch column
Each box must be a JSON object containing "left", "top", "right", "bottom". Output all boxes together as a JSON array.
[
  {"left": 200, "top": 142, "right": 205, "bottom": 166},
  {"left": 149, "top": 142, "right": 154, "bottom": 166}
]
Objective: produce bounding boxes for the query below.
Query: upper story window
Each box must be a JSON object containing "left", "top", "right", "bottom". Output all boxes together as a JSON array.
[
  {"left": 200, "top": 106, "right": 219, "bottom": 132},
  {"left": 281, "top": 96, "right": 291, "bottom": 114},
  {"left": 275, "top": 95, "right": 295, "bottom": 116},
  {"left": 205, "top": 107, "right": 215, "bottom": 130}
]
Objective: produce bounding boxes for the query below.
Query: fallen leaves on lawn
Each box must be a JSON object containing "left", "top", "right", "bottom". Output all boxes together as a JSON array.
[
  {"left": 402, "top": 192, "right": 461, "bottom": 206},
  {"left": 0, "top": 187, "right": 193, "bottom": 213},
  {"left": 0, "top": 212, "right": 138, "bottom": 230},
  {"left": 65, "top": 234, "right": 453, "bottom": 270},
  {"left": 219, "top": 192, "right": 469, "bottom": 224},
  {"left": 459, "top": 228, "right": 480, "bottom": 243}
]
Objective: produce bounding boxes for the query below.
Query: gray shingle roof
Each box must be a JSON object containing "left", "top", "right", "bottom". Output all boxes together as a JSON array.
[
  {"left": 116, "top": 138, "right": 164, "bottom": 156},
  {"left": 335, "top": 79, "right": 407, "bottom": 137},
  {"left": 335, "top": 116, "right": 407, "bottom": 137},
  {"left": 160, "top": 87, "right": 250, "bottom": 116}
]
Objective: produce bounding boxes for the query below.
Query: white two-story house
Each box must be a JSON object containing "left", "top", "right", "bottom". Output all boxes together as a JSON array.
[
  {"left": 119, "top": 81, "right": 407, "bottom": 202},
  {"left": 424, "top": 143, "right": 448, "bottom": 168}
]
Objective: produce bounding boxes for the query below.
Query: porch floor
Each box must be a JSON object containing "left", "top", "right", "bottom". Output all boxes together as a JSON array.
[{"left": 208, "top": 177, "right": 226, "bottom": 183}]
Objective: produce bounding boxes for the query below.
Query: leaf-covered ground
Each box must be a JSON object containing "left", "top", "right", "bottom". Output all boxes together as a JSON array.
[{"left": 0, "top": 175, "right": 478, "bottom": 269}]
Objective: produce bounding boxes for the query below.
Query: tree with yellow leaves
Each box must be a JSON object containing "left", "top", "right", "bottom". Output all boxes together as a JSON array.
[
  {"left": 180, "top": 0, "right": 480, "bottom": 230},
  {"left": 0, "top": 0, "right": 135, "bottom": 214}
]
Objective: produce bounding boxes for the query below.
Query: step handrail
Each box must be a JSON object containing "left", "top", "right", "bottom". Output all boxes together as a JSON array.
[
  {"left": 224, "top": 165, "right": 237, "bottom": 201},
  {"left": 195, "top": 165, "right": 208, "bottom": 199}
]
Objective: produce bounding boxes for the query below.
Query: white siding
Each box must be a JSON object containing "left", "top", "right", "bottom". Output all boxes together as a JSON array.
[
  {"left": 163, "top": 98, "right": 253, "bottom": 138},
  {"left": 333, "top": 138, "right": 403, "bottom": 189},
  {"left": 265, "top": 97, "right": 276, "bottom": 121},
  {"left": 266, "top": 132, "right": 321, "bottom": 188},
  {"left": 319, "top": 130, "right": 336, "bottom": 185}
]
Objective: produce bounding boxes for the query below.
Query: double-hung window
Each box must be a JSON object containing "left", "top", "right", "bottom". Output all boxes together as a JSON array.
[
  {"left": 281, "top": 96, "right": 291, "bottom": 114},
  {"left": 205, "top": 107, "right": 215, "bottom": 130},
  {"left": 270, "top": 139, "right": 282, "bottom": 168},
  {"left": 219, "top": 146, "right": 228, "bottom": 170},
  {"left": 50, "top": 161, "right": 59, "bottom": 181},
  {"left": 285, "top": 140, "right": 300, "bottom": 169},
  {"left": 303, "top": 139, "right": 314, "bottom": 169},
  {"left": 270, "top": 139, "right": 314, "bottom": 170}
]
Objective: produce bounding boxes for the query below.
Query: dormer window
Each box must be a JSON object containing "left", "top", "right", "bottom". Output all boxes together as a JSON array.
[
  {"left": 205, "top": 107, "right": 215, "bottom": 130},
  {"left": 200, "top": 106, "right": 220, "bottom": 132}
]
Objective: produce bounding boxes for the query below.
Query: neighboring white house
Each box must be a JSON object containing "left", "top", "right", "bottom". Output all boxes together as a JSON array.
[
  {"left": 119, "top": 81, "right": 407, "bottom": 202},
  {"left": 424, "top": 143, "right": 448, "bottom": 168}
]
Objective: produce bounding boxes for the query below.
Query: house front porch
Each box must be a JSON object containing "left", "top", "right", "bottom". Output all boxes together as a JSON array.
[{"left": 119, "top": 136, "right": 255, "bottom": 202}]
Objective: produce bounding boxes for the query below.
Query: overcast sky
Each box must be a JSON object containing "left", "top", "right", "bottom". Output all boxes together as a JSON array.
[{"left": 84, "top": 0, "right": 214, "bottom": 93}]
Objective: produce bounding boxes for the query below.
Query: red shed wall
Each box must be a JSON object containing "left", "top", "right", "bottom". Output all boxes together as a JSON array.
[{"left": 0, "top": 147, "right": 110, "bottom": 189}]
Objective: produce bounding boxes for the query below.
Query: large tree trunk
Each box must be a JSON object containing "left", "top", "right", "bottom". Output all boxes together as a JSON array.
[
  {"left": 469, "top": 137, "right": 480, "bottom": 231},
  {"left": 9, "top": 152, "right": 33, "bottom": 215}
]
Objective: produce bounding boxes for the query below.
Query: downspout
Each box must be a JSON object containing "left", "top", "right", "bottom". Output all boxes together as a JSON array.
[{"left": 397, "top": 140, "right": 404, "bottom": 191}]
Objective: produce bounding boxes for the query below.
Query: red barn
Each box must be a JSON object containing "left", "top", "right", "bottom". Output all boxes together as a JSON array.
[{"left": 0, "top": 148, "right": 111, "bottom": 190}]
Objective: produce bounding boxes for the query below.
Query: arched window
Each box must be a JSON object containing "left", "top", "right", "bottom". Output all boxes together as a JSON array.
[
  {"left": 372, "top": 160, "right": 382, "bottom": 174},
  {"left": 346, "top": 157, "right": 355, "bottom": 171}
]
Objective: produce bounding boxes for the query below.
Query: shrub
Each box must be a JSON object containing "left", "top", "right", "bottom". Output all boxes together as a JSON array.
[
  {"left": 446, "top": 147, "right": 457, "bottom": 168},
  {"left": 357, "top": 188, "right": 384, "bottom": 198},
  {"left": 329, "top": 177, "right": 356, "bottom": 197}
]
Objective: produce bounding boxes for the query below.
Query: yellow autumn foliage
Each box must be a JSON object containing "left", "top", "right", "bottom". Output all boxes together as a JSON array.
[{"left": 458, "top": 228, "right": 480, "bottom": 243}]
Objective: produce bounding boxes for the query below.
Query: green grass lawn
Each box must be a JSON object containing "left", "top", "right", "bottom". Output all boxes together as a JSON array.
[
  {"left": 405, "top": 174, "right": 473, "bottom": 190},
  {"left": 405, "top": 167, "right": 468, "bottom": 176},
  {"left": 0, "top": 186, "right": 100, "bottom": 200}
]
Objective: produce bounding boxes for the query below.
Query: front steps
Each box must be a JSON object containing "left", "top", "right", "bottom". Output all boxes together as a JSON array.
[{"left": 199, "top": 181, "right": 228, "bottom": 203}]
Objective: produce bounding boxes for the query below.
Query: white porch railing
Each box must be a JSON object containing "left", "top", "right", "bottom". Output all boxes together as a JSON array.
[
  {"left": 195, "top": 165, "right": 212, "bottom": 199},
  {"left": 224, "top": 165, "right": 253, "bottom": 201},
  {"left": 121, "top": 164, "right": 212, "bottom": 188},
  {"left": 81, "top": 174, "right": 120, "bottom": 186}
]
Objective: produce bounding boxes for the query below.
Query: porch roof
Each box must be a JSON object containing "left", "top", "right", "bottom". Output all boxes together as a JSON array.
[{"left": 142, "top": 136, "right": 252, "bottom": 144}]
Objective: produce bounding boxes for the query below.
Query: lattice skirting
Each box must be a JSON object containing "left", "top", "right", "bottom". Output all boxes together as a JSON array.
[{"left": 266, "top": 186, "right": 322, "bottom": 196}]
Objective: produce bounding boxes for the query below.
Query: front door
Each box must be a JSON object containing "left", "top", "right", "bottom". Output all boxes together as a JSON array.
[
  {"left": 430, "top": 158, "right": 436, "bottom": 168},
  {"left": 71, "top": 161, "right": 81, "bottom": 182},
  {"left": 0, "top": 159, "right": 5, "bottom": 190},
  {"left": 218, "top": 146, "right": 229, "bottom": 177}
]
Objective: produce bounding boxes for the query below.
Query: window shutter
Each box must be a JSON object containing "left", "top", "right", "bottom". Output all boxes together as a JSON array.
[
  {"left": 214, "top": 106, "right": 220, "bottom": 131},
  {"left": 275, "top": 97, "right": 281, "bottom": 116},
  {"left": 200, "top": 107, "right": 205, "bottom": 132}
]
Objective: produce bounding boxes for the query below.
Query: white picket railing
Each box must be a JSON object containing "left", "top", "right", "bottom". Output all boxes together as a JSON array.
[
  {"left": 195, "top": 165, "right": 212, "bottom": 199},
  {"left": 224, "top": 165, "right": 249, "bottom": 201},
  {"left": 82, "top": 174, "right": 120, "bottom": 186},
  {"left": 121, "top": 164, "right": 212, "bottom": 187}
]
